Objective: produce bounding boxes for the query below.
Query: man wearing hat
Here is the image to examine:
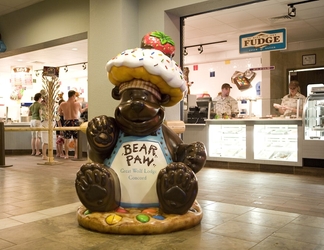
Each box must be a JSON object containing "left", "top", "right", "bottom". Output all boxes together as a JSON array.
[
  {"left": 213, "top": 83, "right": 239, "bottom": 118},
  {"left": 279, "top": 80, "right": 306, "bottom": 116}
]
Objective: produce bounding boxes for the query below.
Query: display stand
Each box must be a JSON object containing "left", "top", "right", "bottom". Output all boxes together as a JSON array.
[{"left": 37, "top": 75, "right": 61, "bottom": 166}]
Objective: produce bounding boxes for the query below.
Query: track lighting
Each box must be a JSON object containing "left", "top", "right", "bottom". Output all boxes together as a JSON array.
[
  {"left": 82, "top": 63, "right": 86, "bottom": 70},
  {"left": 287, "top": 0, "right": 317, "bottom": 17},
  {"left": 184, "top": 40, "right": 227, "bottom": 56},
  {"left": 198, "top": 45, "right": 203, "bottom": 54},
  {"left": 288, "top": 4, "right": 296, "bottom": 17},
  {"left": 35, "top": 71, "right": 39, "bottom": 77},
  {"left": 64, "top": 66, "right": 68, "bottom": 73},
  {"left": 184, "top": 47, "right": 188, "bottom": 56}
]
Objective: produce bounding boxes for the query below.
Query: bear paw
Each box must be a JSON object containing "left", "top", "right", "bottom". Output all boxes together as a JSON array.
[
  {"left": 157, "top": 162, "right": 198, "bottom": 215},
  {"left": 75, "top": 162, "right": 121, "bottom": 212},
  {"left": 182, "top": 141, "right": 207, "bottom": 174},
  {"left": 87, "top": 115, "right": 119, "bottom": 153}
]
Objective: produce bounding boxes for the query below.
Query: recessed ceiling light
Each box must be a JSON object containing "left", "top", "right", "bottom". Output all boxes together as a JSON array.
[
  {"left": 17, "top": 59, "right": 23, "bottom": 61},
  {"left": 72, "top": 48, "right": 78, "bottom": 51}
]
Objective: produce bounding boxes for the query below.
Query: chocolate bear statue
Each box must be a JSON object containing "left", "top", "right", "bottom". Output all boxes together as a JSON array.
[{"left": 75, "top": 31, "right": 207, "bottom": 233}]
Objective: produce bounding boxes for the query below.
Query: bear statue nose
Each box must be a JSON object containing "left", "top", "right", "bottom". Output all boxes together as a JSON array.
[{"left": 131, "top": 101, "right": 144, "bottom": 112}]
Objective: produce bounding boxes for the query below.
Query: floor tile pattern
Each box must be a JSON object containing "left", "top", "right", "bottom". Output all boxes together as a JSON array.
[{"left": 1, "top": 156, "right": 324, "bottom": 249}]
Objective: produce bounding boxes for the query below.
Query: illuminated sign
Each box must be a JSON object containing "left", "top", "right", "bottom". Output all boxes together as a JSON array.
[
  {"left": 239, "top": 28, "right": 286, "bottom": 54},
  {"left": 12, "top": 67, "right": 31, "bottom": 73},
  {"left": 43, "top": 66, "right": 59, "bottom": 77}
]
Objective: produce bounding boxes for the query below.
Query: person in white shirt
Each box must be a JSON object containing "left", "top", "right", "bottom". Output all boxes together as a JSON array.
[
  {"left": 278, "top": 80, "right": 306, "bottom": 116},
  {"left": 213, "top": 83, "right": 239, "bottom": 118}
]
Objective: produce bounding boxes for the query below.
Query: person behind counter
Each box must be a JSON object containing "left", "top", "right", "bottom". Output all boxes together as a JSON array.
[
  {"left": 277, "top": 80, "right": 306, "bottom": 117},
  {"left": 213, "top": 83, "right": 239, "bottom": 118},
  {"left": 29, "top": 92, "right": 42, "bottom": 156}
]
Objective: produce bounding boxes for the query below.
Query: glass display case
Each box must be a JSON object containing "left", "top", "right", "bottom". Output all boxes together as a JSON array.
[
  {"left": 208, "top": 124, "right": 246, "bottom": 158},
  {"left": 184, "top": 119, "right": 302, "bottom": 166},
  {"left": 254, "top": 124, "right": 298, "bottom": 162},
  {"left": 303, "top": 92, "right": 324, "bottom": 140}
]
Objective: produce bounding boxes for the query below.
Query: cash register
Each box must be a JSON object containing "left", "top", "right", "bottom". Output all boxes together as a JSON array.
[{"left": 187, "top": 94, "right": 213, "bottom": 124}]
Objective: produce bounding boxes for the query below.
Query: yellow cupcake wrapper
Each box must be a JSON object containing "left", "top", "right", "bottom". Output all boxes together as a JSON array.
[{"left": 108, "top": 66, "right": 184, "bottom": 107}]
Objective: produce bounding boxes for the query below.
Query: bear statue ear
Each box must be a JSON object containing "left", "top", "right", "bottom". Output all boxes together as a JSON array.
[
  {"left": 111, "top": 86, "right": 121, "bottom": 100},
  {"left": 160, "top": 94, "right": 170, "bottom": 106}
]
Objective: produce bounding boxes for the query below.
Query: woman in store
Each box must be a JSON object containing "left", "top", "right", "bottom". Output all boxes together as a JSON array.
[
  {"left": 29, "top": 92, "right": 42, "bottom": 156},
  {"left": 278, "top": 80, "right": 306, "bottom": 117}
]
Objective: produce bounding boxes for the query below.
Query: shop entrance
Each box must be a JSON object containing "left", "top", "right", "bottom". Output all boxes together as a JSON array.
[{"left": 290, "top": 68, "right": 324, "bottom": 96}]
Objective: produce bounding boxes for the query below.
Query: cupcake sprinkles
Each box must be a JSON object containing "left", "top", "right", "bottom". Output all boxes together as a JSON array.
[{"left": 106, "top": 48, "right": 187, "bottom": 107}]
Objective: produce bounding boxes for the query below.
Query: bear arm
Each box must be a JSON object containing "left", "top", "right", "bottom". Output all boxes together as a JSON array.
[
  {"left": 86, "top": 115, "right": 120, "bottom": 163},
  {"left": 162, "top": 124, "right": 183, "bottom": 161},
  {"left": 175, "top": 142, "right": 207, "bottom": 174},
  {"left": 88, "top": 148, "right": 110, "bottom": 164}
]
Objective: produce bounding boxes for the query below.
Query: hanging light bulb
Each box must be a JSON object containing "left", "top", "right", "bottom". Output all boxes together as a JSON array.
[
  {"left": 183, "top": 47, "right": 188, "bottom": 56},
  {"left": 198, "top": 45, "right": 203, "bottom": 54},
  {"left": 288, "top": 4, "right": 296, "bottom": 17}
]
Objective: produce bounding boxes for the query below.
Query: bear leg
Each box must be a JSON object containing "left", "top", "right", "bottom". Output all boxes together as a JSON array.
[
  {"left": 75, "top": 162, "right": 121, "bottom": 212},
  {"left": 157, "top": 162, "right": 198, "bottom": 215}
]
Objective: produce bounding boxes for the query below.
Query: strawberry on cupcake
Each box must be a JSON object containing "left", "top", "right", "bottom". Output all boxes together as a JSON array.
[{"left": 106, "top": 31, "right": 186, "bottom": 107}]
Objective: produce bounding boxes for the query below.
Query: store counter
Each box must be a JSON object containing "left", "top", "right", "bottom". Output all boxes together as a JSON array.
[
  {"left": 183, "top": 117, "right": 303, "bottom": 167},
  {"left": 4, "top": 123, "right": 32, "bottom": 150},
  {"left": 3, "top": 122, "right": 88, "bottom": 154}
]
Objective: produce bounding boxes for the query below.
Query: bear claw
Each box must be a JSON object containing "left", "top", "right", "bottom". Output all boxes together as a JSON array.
[
  {"left": 157, "top": 162, "right": 198, "bottom": 215},
  {"left": 75, "top": 162, "right": 121, "bottom": 212}
]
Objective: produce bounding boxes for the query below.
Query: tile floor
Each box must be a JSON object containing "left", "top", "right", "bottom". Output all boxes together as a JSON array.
[{"left": 1, "top": 155, "right": 324, "bottom": 249}]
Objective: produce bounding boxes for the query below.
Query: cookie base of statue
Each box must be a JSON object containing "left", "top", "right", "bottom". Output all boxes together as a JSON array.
[
  {"left": 76, "top": 201, "right": 202, "bottom": 235},
  {"left": 75, "top": 31, "right": 207, "bottom": 235}
]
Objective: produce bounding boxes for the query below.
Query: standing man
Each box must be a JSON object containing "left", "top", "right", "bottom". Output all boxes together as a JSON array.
[
  {"left": 59, "top": 90, "right": 88, "bottom": 159},
  {"left": 213, "top": 83, "right": 239, "bottom": 118}
]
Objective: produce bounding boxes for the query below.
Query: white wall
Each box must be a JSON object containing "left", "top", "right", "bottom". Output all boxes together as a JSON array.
[
  {"left": 185, "top": 57, "right": 262, "bottom": 99},
  {"left": 185, "top": 56, "right": 266, "bottom": 116}
]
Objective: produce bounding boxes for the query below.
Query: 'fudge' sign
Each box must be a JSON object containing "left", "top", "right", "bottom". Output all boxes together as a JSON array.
[{"left": 239, "top": 28, "right": 286, "bottom": 54}]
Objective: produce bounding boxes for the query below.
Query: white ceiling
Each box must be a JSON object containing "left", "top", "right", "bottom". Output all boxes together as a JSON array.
[
  {"left": 0, "top": 39, "right": 88, "bottom": 78},
  {"left": 184, "top": 0, "right": 324, "bottom": 55},
  {"left": 0, "top": 0, "right": 323, "bottom": 76}
]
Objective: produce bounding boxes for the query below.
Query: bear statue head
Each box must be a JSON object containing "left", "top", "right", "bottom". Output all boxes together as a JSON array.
[{"left": 111, "top": 80, "right": 171, "bottom": 136}]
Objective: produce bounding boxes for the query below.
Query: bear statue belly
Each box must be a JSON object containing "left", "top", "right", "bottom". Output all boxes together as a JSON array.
[{"left": 103, "top": 127, "right": 172, "bottom": 208}]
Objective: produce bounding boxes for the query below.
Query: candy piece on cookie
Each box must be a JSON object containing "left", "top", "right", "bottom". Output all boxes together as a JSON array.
[
  {"left": 106, "top": 214, "right": 122, "bottom": 225},
  {"left": 136, "top": 214, "right": 150, "bottom": 223}
]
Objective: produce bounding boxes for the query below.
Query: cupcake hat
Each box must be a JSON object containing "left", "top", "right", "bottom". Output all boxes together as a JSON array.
[{"left": 106, "top": 31, "right": 187, "bottom": 107}]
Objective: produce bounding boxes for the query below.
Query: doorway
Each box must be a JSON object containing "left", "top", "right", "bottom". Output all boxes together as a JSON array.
[{"left": 289, "top": 68, "right": 324, "bottom": 96}]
